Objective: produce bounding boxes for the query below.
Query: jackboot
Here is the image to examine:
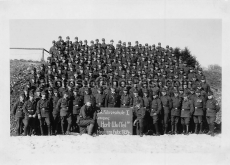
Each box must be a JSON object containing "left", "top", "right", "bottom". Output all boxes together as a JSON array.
[
  {"left": 174, "top": 124, "right": 178, "bottom": 134},
  {"left": 185, "top": 125, "right": 189, "bottom": 135},
  {"left": 207, "top": 124, "right": 211, "bottom": 135},
  {"left": 154, "top": 124, "right": 160, "bottom": 136},
  {"left": 40, "top": 125, "right": 44, "bottom": 136},
  {"left": 210, "top": 124, "right": 215, "bottom": 137},
  {"left": 87, "top": 124, "right": 94, "bottom": 135},
  {"left": 182, "top": 125, "right": 186, "bottom": 135},
  {"left": 164, "top": 126, "right": 168, "bottom": 135},
  {"left": 61, "top": 124, "right": 65, "bottom": 135},
  {"left": 170, "top": 125, "right": 174, "bottom": 135},
  {"left": 194, "top": 124, "right": 198, "bottom": 134},
  {"left": 47, "top": 126, "right": 51, "bottom": 136},
  {"left": 199, "top": 123, "right": 203, "bottom": 134}
]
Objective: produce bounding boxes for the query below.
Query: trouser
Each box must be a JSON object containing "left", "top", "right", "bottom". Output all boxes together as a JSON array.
[
  {"left": 206, "top": 116, "right": 216, "bottom": 134},
  {"left": 171, "top": 116, "right": 179, "bottom": 133},
  {"left": 181, "top": 117, "right": 190, "bottom": 125},
  {"left": 24, "top": 116, "right": 36, "bottom": 136},
  {"left": 60, "top": 114, "right": 72, "bottom": 134},
  {"left": 72, "top": 114, "right": 80, "bottom": 133},
  {"left": 39, "top": 116, "right": 51, "bottom": 135},
  {"left": 78, "top": 119, "right": 95, "bottom": 135},
  {"left": 163, "top": 112, "right": 170, "bottom": 133},
  {"left": 15, "top": 117, "right": 24, "bottom": 136},
  {"left": 52, "top": 114, "right": 60, "bottom": 134},
  {"left": 152, "top": 115, "right": 160, "bottom": 134},
  {"left": 136, "top": 119, "right": 145, "bottom": 135},
  {"left": 193, "top": 115, "right": 203, "bottom": 124}
]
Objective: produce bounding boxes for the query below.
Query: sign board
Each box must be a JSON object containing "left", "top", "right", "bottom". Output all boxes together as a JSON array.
[{"left": 97, "top": 108, "right": 133, "bottom": 135}]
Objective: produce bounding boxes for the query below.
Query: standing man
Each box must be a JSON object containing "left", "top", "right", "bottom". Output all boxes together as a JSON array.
[
  {"left": 160, "top": 88, "right": 172, "bottom": 134},
  {"left": 11, "top": 92, "right": 25, "bottom": 136},
  {"left": 133, "top": 101, "right": 146, "bottom": 137},
  {"left": 36, "top": 91, "right": 52, "bottom": 136},
  {"left": 206, "top": 91, "right": 220, "bottom": 136},
  {"left": 170, "top": 90, "right": 182, "bottom": 134},
  {"left": 181, "top": 93, "right": 194, "bottom": 135},
  {"left": 150, "top": 92, "right": 162, "bottom": 136},
  {"left": 23, "top": 92, "right": 37, "bottom": 136},
  {"left": 51, "top": 89, "right": 61, "bottom": 135},
  {"left": 105, "top": 87, "right": 120, "bottom": 107},
  {"left": 56, "top": 91, "right": 72, "bottom": 135},
  {"left": 193, "top": 89, "right": 206, "bottom": 134},
  {"left": 120, "top": 88, "right": 133, "bottom": 108}
]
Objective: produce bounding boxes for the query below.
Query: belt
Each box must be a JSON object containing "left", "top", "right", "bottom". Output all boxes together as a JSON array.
[
  {"left": 207, "top": 108, "right": 214, "bottom": 111},
  {"left": 28, "top": 110, "right": 34, "bottom": 112},
  {"left": 41, "top": 108, "right": 48, "bottom": 111},
  {"left": 195, "top": 107, "right": 202, "bottom": 109},
  {"left": 61, "top": 107, "right": 69, "bottom": 109},
  {"left": 182, "top": 109, "right": 189, "bottom": 111},
  {"left": 174, "top": 108, "right": 178, "bottom": 110},
  {"left": 74, "top": 105, "right": 79, "bottom": 107},
  {"left": 163, "top": 106, "right": 169, "bottom": 108}
]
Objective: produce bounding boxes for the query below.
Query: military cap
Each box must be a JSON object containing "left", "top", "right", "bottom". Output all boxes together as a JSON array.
[
  {"left": 183, "top": 61, "right": 187, "bottom": 64},
  {"left": 63, "top": 90, "right": 69, "bottom": 95},
  {"left": 128, "top": 42, "right": 131, "bottom": 45},
  {"left": 41, "top": 90, "right": 47, "bottom": 95},
  {"left": 102, "top": 38, "right": 105, "bottom": 41},
  {"left": 90, "top": 40, "right": 94, "bottom": 43},
  {"left": 123, "top": 87, "right": 128, "bottom": 92},
  {"left": 66, "top": 36, "right": 70, "bottom": 39},
  {"left": 173, "top": 90, "right": 179, "bottom": 94},
  {"left": 123, "top": 42, "right": 126, "bottom": 45},
  {"left": 161, "top": 88, "right": 166, "bottom": 92},
  {"left": 142, "top": 89, "right": 148, "bottom": 93},
  {"left": 79, "top": 40, "right": 82, "bottom": 43},
  {"left": 158, "top": 42, "right": 161, "bottom": 45},
  {"left": 54, "top": 89, "right": 58, "bottom": 93},
  {"left": 133, "top": 90, "right": 138, "bottom": 93},
  {"left": 35, "top": 88, "right": 41, "bottom": 92},
  {"left": 152, "top": 91, "right": 158, "bottom": 96},
  {"left": 208, "top": 91, "right": 213, "bottom": 96},
  {"left": 110, "top": 39, "right": 114, "bottom": 42},
  {"left": 58, "top": 36, "right": 62, "bottom": 39},
  {"left": 84, "top": 40, "right": 87, "bottom": 43},
  {"left": 75, "top": 37, "right": 78, "bottom": 39},
  {"left": 145, "top": 43, "right": 148, "bottom": 46},
  {"left": 52, "top": 40, "right": 55, "bottom": 43},
  {"left": 95, "top": 39, "right": 99, "bottom": 42},
  {"left": 195, "top": 89, "right": 201, "bottom": 93},
  {"left": 135, "top": 41, "right": 138, "bottom": 43},
  {"left": 179, "top": 87, "right": 184, "bottom": 91},
  {"left": 47, "top": 57, "right": 51, "bottom": 60},
  {"left": 28, "top": 91, "right": 34, "bottom": 96},
  {"left": 166, "top": 45, "right": 169, "bottom": 48},
  {"left": 118, "top": 40, "right": 122, "bottom": 43},
  {"left": 183, "top": 93, "right": 189, "bottom": 97}
]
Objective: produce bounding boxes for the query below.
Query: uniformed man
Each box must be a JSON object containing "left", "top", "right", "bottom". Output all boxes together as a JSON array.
[
  {"left": 84, "top": 87, "right": 96, "bottom": 107},
  {"left": 78, "top": 101, "right": 97, "bottom": 136},
  {"left": 150, "top": 92, "right": 162, "bottom": 136},
  {"left": 23, "top": 92, "right": 37, "bottom": 136},
  {"left": 36, "top": 91, "right": 52, "bottom": 135},
  {"left": 160, "top": 88, "right": 172, "bottom": 134},
  {"left": 133, "top": 101, "right": 146, "bottom": 137},
  {"left": 181, "top": 93, "right": 194, "bottom": 135},
  {"left": 170, "top": 90, "right": 182, "bottom": 135},
  {"left": 105, "top": 87, "right": 120, "bottom": 107},
  {"left": 95, "top": 87, "right": 105, "bottom": 107},
  {"left": 132, "top": 90, "right": 143, "bottom": 108},
  {"left": 72, "top": 87, "right": 84, "bottom": 133},
  {"left": 193, "top": 89, "right": 206, "bottom": 134},
  {"left": 120, "top": 88, "right": 133, "bottom": 108},
  {"left": 51, "top": 89, "right": 61, "bottom": 135},
  {"left": 11, "top": 92, "right": 25, "bottom": 136},
  {"left": 206, "top": 91, "right": 220, "bottom": 136},
  {"left": 56, "top": 91, "right": 72, "bottom": 135}
]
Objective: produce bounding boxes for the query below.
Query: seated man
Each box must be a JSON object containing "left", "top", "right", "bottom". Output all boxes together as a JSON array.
[
  {"left": 78, "top": 101, "right": 97, "bottom": 136},
  {"left": 133, "top": 101, "right": 146, "bottom": 137}
]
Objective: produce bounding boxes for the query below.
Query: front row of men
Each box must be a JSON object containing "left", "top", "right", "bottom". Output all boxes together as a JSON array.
[{"left": 11, "top": 88, "right": 220, "bottom": 137}]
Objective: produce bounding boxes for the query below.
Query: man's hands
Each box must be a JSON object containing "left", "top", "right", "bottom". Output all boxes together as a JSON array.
[
  {"left": 38, "top": 114, "right": 41, "bottom": 119},
  {"left": 133, "top": 119, "right": 138, "bottom": 126}
]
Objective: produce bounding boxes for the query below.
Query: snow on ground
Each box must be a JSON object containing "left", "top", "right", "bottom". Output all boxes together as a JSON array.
[{"left": 1, "top": 134, "right": 228, "bottom": 165}]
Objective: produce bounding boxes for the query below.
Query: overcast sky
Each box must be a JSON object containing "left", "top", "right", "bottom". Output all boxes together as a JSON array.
[{"left": 10, "top": 19, "right": 221, "bottom": 67}]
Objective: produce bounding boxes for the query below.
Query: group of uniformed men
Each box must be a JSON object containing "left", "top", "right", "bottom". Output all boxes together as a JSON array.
[{"left": 11, "top": 36, "right": 220, "bottom": 137}]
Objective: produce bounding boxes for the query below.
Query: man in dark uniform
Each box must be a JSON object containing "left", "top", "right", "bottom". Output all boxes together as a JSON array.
[
  {"left": 72, "top": 87, "right": 84, "bottom": 133},
  {"left": 206, "top": 91, "right": 220, "bottom": 136},
  {"left": 11, "top": 92, "right": 25, "bottom": 136},
  {"left": 192, "top": 89, "right": 206, "bottom": 134},
  {"left": 105, "top": 87, "right": 120, "bottom": 107},
  {"left": 95, "top": 87, "right": 105, "bottom": 107},
  {"left": 23, "top": 92, "right": 37, "bottom": 136},
  {"left": 78, "top": 101, "right": 97, "bottom": 136},
  {"left": 51, "top": 89, "right": 61, "bottom": 135},
  {"left": 133, "top": 101, "right": 146, "bottom": 137},
  {"left": 132, "top": 90, "right": 143, "bottom": 107},
  {"left": 37, "top": 91, "right": 52, "bottom": 135},
  {"left": 170, "top": 90, "right": 182, "bottom": 134},
  {"left": 120, "top": 88, "right": 133, "bottom": 108},
  {"left": 160, "top": 88, "right": 172, "bottom": 134},
  {"left": 56, "top": 91, "right": 72, "bottom": 135},
  {"left": 84, "top": 87, "right": 96, "bottom": 107},
  {"left": 181, "top": 93, "right": 194, "bottom": 135},
  {"left": 150, "top": 92, "right": 162, "bottom": 136}
]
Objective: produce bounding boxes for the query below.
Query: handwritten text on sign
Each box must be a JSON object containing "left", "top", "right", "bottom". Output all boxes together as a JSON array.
[{"left": 97, "top": 108, "right": 133, "bottom": 135}]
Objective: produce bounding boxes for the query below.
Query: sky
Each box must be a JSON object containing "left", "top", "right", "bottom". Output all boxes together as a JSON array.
[{"left": 10, "top": 19, "right": 221, "bottom": 67}]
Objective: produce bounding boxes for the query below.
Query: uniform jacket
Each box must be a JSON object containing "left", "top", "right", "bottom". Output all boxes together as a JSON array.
[
  {"left": 11, "top": 100, "right": 25, "bottom": 118},
  {"left": 133, "top": 107, "right": 146, "bottom": 120},
  {"left": 105, "top": 92, "right": 120, "bottom": 107},
  {"left": 206, "top": 98, "right": 220, "bottom": 117},
  {"left": 193, "top": 95, "right": 206, "bottom": 116},
  {"left": 150, "top": 97, "right": 162, "bottom": 116},
  {"left": 79, "top": 105, "right": 97, "bottom": 120},
  {"left": 23, "top": 99, "right": 37, "bottom": 116},
  {"left": 181, "top": 99, "right": 194, "bottom": 118},
  {"left": 36, "top": 98, "right": 52, "bottom": 117},
  {"left": 160, "top": 95, "right": 172, "bottom": 114},
  {"left": 72, "top": 94, "right": 84, "bottom": 114},
  {"left": 171, "top": 96, "right": 182, "bottom": 116},
  {"left": 120, "top": 94, "right": 133, "bottom": 107},
  {"left": 56, "top": 98, "right": 72, "bottom": 116}
]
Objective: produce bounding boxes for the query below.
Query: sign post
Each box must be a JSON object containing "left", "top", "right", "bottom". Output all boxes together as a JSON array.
[{"left": 97, "top": 108, "right": 133, "bottom": 135}]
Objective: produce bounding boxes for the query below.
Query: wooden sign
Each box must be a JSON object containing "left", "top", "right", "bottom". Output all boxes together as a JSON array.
[{"left": 97, "top": 108, "right": 133, "bottom": 135}]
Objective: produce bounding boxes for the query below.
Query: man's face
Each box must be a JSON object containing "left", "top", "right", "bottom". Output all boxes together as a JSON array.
[
  {"left": 162, "top": 92, "right": 166, "bottom": 96},
  {"left": 19, "top": 96, "right": 24, "bottom": 102},
  {"left": 29, "top": 95, "right": 34, "bottom": 100},
  {"left": 42, "top": 94, "right": 46, "bottom": 99},
  {"left": 196, "top": 92, "right": 201, "bottom": 96},
  {"left": 208, "top": 95, "right": 213, "bottom": 99},
  {"left": 174, "top": 93, "right": 179, "bottom": 97},
  {"left": 136, "top": 104, "right": 140, "bottom": 109},
  {"left": 64, "top": 94, "right": 68, "bottom": 98},
  {"left": 134, "top": 93, "right": 138, "bottom": 97},
  {"left": 86, "top": 102, "right": 92, "bottom": 107}
]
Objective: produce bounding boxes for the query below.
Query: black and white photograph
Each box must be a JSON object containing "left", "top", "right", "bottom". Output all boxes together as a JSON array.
[{"left": 0, "top": 0, "right": 229, "bottom": 165}]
